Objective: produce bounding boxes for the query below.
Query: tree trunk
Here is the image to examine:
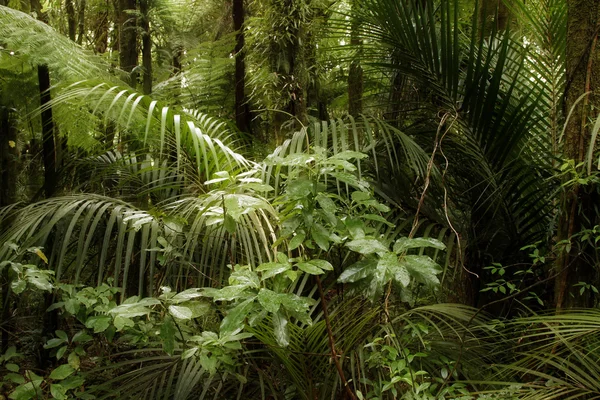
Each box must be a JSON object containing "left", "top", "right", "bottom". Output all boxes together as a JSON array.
[
  {"left": 554, "top": 0, "right": 600, "bottom": 309},
  {"left": 94, "top": 7, "right": 109, "bottom": 53},
  {"left": 348, "top": 0, "right": 363, "bottom": 117},
  {"left": 77, "top": 0, "right": 86, "bottom": 45},
  {"left": 140, "top": 0, "right": 152, "bottom": 95},
  {"left": 30, "top": 0, "right": 57, "bottom": 198},
  {"left": 118, "top": 0, "right": 138, "bottom": 87},
  {"left": 233, "top": 0, "right": 250, "bottom": 133},
  {"left": 0, "top": 107, "right": 17, "bottom": 207},
  {"left": 38, "top": 65, "right": 57, "bottom": 198},
  {"left": 478, "top": 0, "right": 510, "bottom": 36},
  {"left": 65, "top": 0, "right": 77, "bottom": 41}
]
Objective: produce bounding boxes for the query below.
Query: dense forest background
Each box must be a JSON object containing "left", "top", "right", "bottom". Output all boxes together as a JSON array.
[{"left": 1, "top": 0, "right": 600, "bottom": 398}]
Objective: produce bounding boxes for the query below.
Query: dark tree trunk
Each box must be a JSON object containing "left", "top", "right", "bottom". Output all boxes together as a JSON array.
[
  {"left": 0, "top": 107, "right": 16, "bottom": 353},
  {"left": 65, "top": 0, "right": 77, "bottom": 41},
  {"left": 140, "top": 0, "right": 152, "bottom": 94},
  {"left": 94, "top": 7, "right": 109, "bottom": 53},
  {"left": 38, "top": 65, "right": 56, "bottom": 199},
  {"left": 118, "top": 0, "right": 138, "bottom": 87},
  {"left": 554, "top": 0, "right": 600, "bottom": 309},
  {"left": 30, "top": 0, "right": 57, "bottom": 198},
  {"left": 233, "top": 0, "right": 250, "bottom": 133},
  {"left": 77, "top": 0, "right": 86, "bottom": 45},
  {"left": 478, "top": 0, "right": 510, "bottom": 36},
  {"left": 348, "top": 0, "right": 363, "bottom": 117},
  {"left": 0, "top": 107, "right": 17, "bottom": 207}
]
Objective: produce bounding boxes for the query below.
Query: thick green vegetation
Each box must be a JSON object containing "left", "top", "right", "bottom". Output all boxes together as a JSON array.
[{"left": 1, "top": 0, "right": 600, "bottom": 398}]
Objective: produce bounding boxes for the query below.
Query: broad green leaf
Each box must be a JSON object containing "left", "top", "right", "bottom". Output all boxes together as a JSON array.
[
  {"left": 85, "top": 316, "right": 111, "bottom": 333},
  {"left": 72, "top": 331, "right": 92, "bottom": 343},
  {"left": 346, "top": 239, "right": 388, "bottom": 255},
  {"left": 394, "top": 237, "right": 446, "bottom": 254},
  {"left": 229, "top": 268, "right": 260, "bottom": 288},
  {"left": 50, "top": 384, "right": 67, "bottom": 400},
  {"left": 312, "top": 224, "right": 330, "bottom": 251},
  {"left": 68, "top": 352, "right": 80, "bottom": 370},
  {"left": 296, "top": 262, "right": 324, "bottom": 275},
  {"left": 44, "top": 338, "right": 67, "bottom": 349},
  {"left": 338, "top": 259, "right": 377, "bottom": 283},
  {"left": 9, "top": 381, "right": 41, "bottom": 400},
  {"left": 256, "top": 262, "right": 291, "bottom": 281},
  {"left": 160, "top": 316, "right": 176, "bottom": 355},
  {"left": 272, "top": 310, "right": 289, "bottom": 347},
  {"left": 220, "top": 298, "right": 256, "bottom": 335},
  {"left": 49, "top": 364, "right": 75, "bottom": 380},
  {"left": 202, "top": 285, "right": 249, "bottom": 301},
  {"left": 257, "top": 288, "right": 282, "bottom": 313},
  {"left": 113, "top": 315, "right": 135, "bottom": 331},
  {"left": 400, "top": 255, "right": 441, "bottom": 286},
  {"left": 181, "top": 347, "right": 198, "bottom": 359},
  {"left": 56, "top": 346, "right": 68, "bottom": 360},
  {"left": 11, "top": 279, "right": 26, "bottom": 294},
  {"left": 169, "top": 305, "right": 193, "bottom": 320},
  {"left": 309, "top": 259, "right": 333, "bottom": 271},
  {"left": 288, "top": 233, "right": 305, "bottom": 250},
  {"left": 5, "top": 363, "right": 19, "bottom": 372},
  {"left": 5, "top": 373, "right": 25, "bottom": 384}
]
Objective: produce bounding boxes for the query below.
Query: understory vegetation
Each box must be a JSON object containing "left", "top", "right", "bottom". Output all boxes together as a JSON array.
[{"left": 2, "top": 0, "right": 600, "bottom": 398}]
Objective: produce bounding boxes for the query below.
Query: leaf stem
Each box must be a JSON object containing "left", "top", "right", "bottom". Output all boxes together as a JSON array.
[{"left": 315, "top": 275, "right": 356, "bottom": 400}]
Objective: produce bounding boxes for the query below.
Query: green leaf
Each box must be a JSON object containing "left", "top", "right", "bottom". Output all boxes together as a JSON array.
[
  {"left": 44, "top": 338, "right": 67, "bottom": 349},
  {"left": 346, "top": 239, "right": 388, "bottom": 255},
  {"left": 50, "top": 384, "right": 67, "bottom": 400},
  {"left": 160, "top": 316, "right": 176, "bottom": 355},
  {"left": 393, "top": 237, "right": 446, "bottom": 254},
  {"left": 56, "top": 330, "right": 69, "bottom": 342},
  {"left": 224, "top": 214, "right": 236, "bottom": 234},
  {"left": 5, "top": 363, "right": 19, "bottom": 372},
  {"left": 67, "top": 352, "right": 80, "bottom": 370},
  {"left": 257, "top": 288, "right": 282, "bottom": 314},
  {"left": 11, "top": 279, "right": 26, "bottom": 294},
  {"left": 72, "top": 331, "right": 92, "bottom": 343},
  {"left": 296, "top": 262, "right": 324, "bottom": 275},
  {"left": 312, "top": 224, "right": 330, "bottom": 251},
  {"left": 85, "top": 316, "right": 111, "bottom": 333},
  {"left": 309, "top": 259, "right": 333, "bottom": 271},
  {"left": 288, "top": 233, "right": 305, "bottom": 250},
  {"left": 256, "top": 262, "right": 291, "bottom": 281},
  {"left": 181, "top": 347, "right": 198, "bottom": 360},
  {"left": 169, "top": 305, "right": 193, "bottom": 320},
  {"left": 49, "top": 364, "right": 75, "bottom": 380},
  {"left": 338, "top": 259, "right": 376, "bottom": 283},
  {"left": 272, "top": 310, "right": 289, "bottom": 347},
  {"left": 113, "top": 315, "right": 135, "bottom": 331},
  {"left": 220, "top": 298, "right": 256, "bottom": 335},
  {"left": 5, "top": 373, "right": 25, "bottom": 384},
  {"left": 400, "top": 255, "right": 441, "bottom": 286},
  {"left": 56, "top": 346, "right": 68, "bottom": 361},
  {"left": 9, "top": 381, "right": 41, "bottom": 400}
]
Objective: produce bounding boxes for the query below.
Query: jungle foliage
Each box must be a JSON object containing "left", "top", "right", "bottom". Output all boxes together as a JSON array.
[{"left": 2, "top": 0, "right": 600, "bottom": 399}]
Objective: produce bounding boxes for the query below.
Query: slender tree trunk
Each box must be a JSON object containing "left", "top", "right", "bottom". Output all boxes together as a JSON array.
[
  {"left": 348, "top": 0, "right": 363, "bottom": 117},
  {"left": 38, "top": 65, "right": 56, "bottom": 198},
  {"left": 30, "top": 0, "right": 57, "bottom": 198},
  {"left": 0, "top": 107, "right": 17, "bottom": 207},
  {"left": 0, "top": 107, "right": 16, "bottom": 353},
  {"left": 140, "top": 0, "right": 151, "bottom": 94},
  {"left": 65, "top": 0, "right": 77, "bottom": 41},
  {"left": 77, "top": 0, "right": 86, "bottom": 45},
  {"left": 118, "top": 0, "right": 138, "bottom": 87},
  {"left": 478, "top": 0, "right": 510, "bottom": 36},
  {"left": 554, "top": 0, "right": 600, "bottom": 309},
  {"left": 233, "top": 0, "right": 250, "bottom": 132},
  {"left": 94, "top": 7, "right": 109, "bottom": 53}
]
